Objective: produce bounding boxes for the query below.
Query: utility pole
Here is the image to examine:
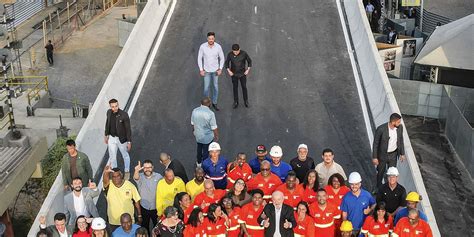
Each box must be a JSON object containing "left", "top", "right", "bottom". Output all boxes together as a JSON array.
[{"left": 419, "top": 0, "right": 424, "bottom": 32}]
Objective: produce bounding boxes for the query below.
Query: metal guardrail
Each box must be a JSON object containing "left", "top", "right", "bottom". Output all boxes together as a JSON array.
[
  {"left": 0, "top": 111, "right": 13, "bottom": 130},
  {"left": 0, "top": 76, "right": 49, "bottom": 106}
]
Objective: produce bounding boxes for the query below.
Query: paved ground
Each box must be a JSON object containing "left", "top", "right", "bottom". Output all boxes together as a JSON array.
[
  {"left": 423, "top": 0, "right": 474, "bottom": 20},
  {"left": 127, "top": 0, "right": 373, "bottom": 186},
  {"left": 44, "top": 6, "right": 135, "bottom": 108},
  {"left": 404, "top": 115, "right": 474, "bottom": 237}
]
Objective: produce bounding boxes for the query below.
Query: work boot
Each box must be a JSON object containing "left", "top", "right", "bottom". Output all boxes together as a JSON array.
[{"left": 212, "top": 104, "right": 220, "bottom": 111}]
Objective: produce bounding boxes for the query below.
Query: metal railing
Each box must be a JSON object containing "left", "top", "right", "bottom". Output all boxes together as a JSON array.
[
  {"left": 0, "top": 111, "right": 13, "bottom": 130},
  {"left": 0, "top": 76, "right": 49, "bottom": 106}
]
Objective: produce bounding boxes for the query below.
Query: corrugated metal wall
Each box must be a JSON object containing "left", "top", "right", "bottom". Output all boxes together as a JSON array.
[{"left": 5, "top": 0, "right": 46, "bottom": 27}]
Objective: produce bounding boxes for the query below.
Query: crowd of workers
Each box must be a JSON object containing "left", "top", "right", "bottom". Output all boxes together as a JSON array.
[{"left": 38, "top": 125, "right": 433, "bottom": 236}]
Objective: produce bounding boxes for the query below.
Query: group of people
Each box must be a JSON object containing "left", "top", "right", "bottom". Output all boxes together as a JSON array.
[
  {"left": 38, "top": 112, "right": 432, "bottom": 237},
  {"left": 35, "top": 29, "right": 434, "bottom": 237}
]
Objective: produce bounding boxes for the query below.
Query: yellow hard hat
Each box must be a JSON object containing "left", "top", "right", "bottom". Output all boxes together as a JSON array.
[
  {"left": 340, "top": 220, "right": 353, "bottom": 232},
  {"left": 406, "top": 192, "right": 421, "bottom": 202}
]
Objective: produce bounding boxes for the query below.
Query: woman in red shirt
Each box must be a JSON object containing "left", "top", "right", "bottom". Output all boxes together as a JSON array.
[
  {"left": 294, "top": 201, "right": 315, "bottom": 237},
  {"left": 300, "top": 170, "right": 319, "bottom": 204},
  {"left": 324, "top": 173, "right": 349, "bottom": 236},
  {"left": 203, "top": 203, "right": 228, "bottom": 237},
  {"left": 72, "top": 216, "right": 92, "bottom": 237},
  {"left": 221, "top": 196, "right": 241, "bottom": 237},
  {"left": 173, "top": 192, "right": 192, "bottom": 223},
  {"left": 361, "top": 202, "right": 393, "bottom": 237},
  {"left": 184, "top": 208, "right": 206, "bottom": 237}
]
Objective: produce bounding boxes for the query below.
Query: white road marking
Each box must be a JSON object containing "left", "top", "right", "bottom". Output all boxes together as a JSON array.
[
  {"left": 254, "top": 5, "right": 257, "bottom": 14},
  {"left": 128, "top": 0, "right": 177, "bottom": 114}
]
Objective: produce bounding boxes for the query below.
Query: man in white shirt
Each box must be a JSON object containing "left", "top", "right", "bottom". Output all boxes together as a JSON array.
[
  {"left": 197, "top": 32, "right": 225, "bottom": 111},
  {"left": 64, "top": 177, "right": 99, "bottom": 225},
  {"left": 315, "top": 148, "right": 347, "bottom": 187},
  {"left": 372, "top": 113, "right": 405, "bottom": 188},
  {"left": 365, "top": 2, "right": 375, "bottom": 23}
]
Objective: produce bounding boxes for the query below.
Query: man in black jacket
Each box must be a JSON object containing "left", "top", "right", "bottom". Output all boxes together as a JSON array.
[
  {"left": 159, "top": 152, "right": 189, "bottom": 183},
  {"left": 372, "top": 113, "right": 405, "bottom": 188},
  {"left": 105, "top": 98, "right": 132, "bottom": 179},
  {"left": 258, "top": 190, "right": 296, "bottom": 237},
  {"left": 225, "top": 44, "right": 252, "bottom": 108}
]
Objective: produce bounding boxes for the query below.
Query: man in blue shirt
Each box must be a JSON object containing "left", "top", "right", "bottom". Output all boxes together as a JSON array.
[
  {"left": 202, "top": 142, "right": 228, "bottom": 189},
  {"left": 394, "top": 191, "right": 428, "bottom": 226},
  {"left": 112, "top": 213, "right": 140, "bottom": 237},
  {"left": 269, "top": 145, "right": 292, "bottom": 182},
  {"left": 248, "top": 144, "right": 272, "bottom": 174},
  {"left": 341, "top": 172, "right": 376, "bottom": 236},
  {"left": 191, "top": 97, "right": 219, "bottom": 166}
]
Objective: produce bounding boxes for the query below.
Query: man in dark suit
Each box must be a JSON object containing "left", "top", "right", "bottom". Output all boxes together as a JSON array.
[
  {"left": 159, "top": 152, "right": 189, "bottom": 183},
  {"left": 372, "top": 113, "right": 405, "bottom": 188},
  {"left": 258, "top": 190, "right": 296, "bottom": 237}
]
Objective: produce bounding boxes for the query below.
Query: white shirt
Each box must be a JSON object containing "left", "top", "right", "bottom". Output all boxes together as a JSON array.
[
  {"left": 274, "top": 206, "right": 282, "bottom": 237},
  {"left": 197, "top": 42, "right": 225, "bottom": 72},
  {"left": 387, "top": 124, "right": 398, "bottom": 152},
  {"left": 366, "top": 4, "right": 374, "bottom": 13},
  {"left": 73, "top": 191, "right": 88, "bottom": 217},
  {"left": 59, "top": 230, "right": 68, "bottom": 237}
]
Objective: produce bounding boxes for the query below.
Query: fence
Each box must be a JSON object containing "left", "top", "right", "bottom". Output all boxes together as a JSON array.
[
  {"left": 415, "top": 7, "right": 452, "bottom": 34},
  {"left": 13, "top": 0, "right": 119, "bottom": 75}
]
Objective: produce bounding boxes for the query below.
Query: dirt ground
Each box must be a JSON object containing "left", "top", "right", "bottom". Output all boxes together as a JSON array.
[{"left": 404, "top": 115, "right": 474, "bottom": 237}]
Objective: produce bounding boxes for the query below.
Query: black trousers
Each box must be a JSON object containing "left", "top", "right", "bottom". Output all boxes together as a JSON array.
[
  {"left": 141, "top": 205, "right": 158, "bottom": 234},
  {"left": 196, "top": 141, "right": 211, "bottom": 164},
  {"left": 376, "top": 150, "right": 398, "bottom": 188},
  {"left": 47, "top": 53, "right": 54, "bottom": 64},
  {"left": 232, "top": 75, "right": 248, "bottom": 103}
]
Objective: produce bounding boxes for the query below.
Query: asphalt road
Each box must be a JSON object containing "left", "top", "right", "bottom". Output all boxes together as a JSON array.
[{"left": 128, "top": 0, "right": 373, "bottom": 186}]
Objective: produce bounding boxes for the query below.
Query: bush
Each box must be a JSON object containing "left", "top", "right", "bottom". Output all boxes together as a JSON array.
[{"left": 40, "top": 136, "right": 76, "bottom": 194}]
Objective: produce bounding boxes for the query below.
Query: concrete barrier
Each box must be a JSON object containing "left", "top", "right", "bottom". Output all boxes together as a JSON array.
[
  {"left": 340, "top": 0, "right": 441, "bottom": 235},
  {"left": 27, "top": 0, "right": 173, "bottom": 235}
]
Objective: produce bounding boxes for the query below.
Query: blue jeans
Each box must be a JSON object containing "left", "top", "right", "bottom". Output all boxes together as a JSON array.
[{"left": 203, "top": 72, "right": 219, "bottom": 104}]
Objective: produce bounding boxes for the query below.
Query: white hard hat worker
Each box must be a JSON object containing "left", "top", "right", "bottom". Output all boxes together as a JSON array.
[
  {"left": 386, "top": 167, "right": 399, "bottom": 176},
  {"left": 208, "top": 142, "right": 221, "bottom": 151},
  {"left": 348, "top": 172, "right": 362, "bottom": 184},
  {"left": 91, "top": 217, "right": 106, "bottom": 230},
  {"left": 270, "top": 145, "right": 283, "bottom": 157}
]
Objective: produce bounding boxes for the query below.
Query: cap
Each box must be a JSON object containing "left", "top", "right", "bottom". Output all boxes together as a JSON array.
[
  {"left": 256, "top": 145, "right": 267, "bottom": 153},
  {"left": 297, "top": 144, "right": 308, "bottom": 151},
  {"left": 406, "top": 192, "right": 421, "bottom": 202},
  {"left": 269, "top": 145, "right": 283, "bottom": 157},
  {"left": 348, "top": 172, "right": 362, "bottom": 184},
  {"left": 340, "top": 220, "right": 353, "bottom": 232},
  {"left": 91, "top": 217, "right": 107, "bottom": 230},
  {"left": 386, "top": 167, "right": 399, "bottom": 176},
  {"left": 208, "top": 142, "right": 221, "bottom": 151}
]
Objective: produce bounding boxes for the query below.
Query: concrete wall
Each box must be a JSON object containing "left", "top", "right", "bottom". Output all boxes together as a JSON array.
[
  {"left": 390, "top": 79, "right": 474, "bottom": 178},
  {"left": 117, "top": 19, "right": 136, "bottom": 47},
  {"left": 341, "top": 0, "right": 441, "bottom": 235},
  {"left": 28, "top": 0, "right": 173, "bottom": 235}
]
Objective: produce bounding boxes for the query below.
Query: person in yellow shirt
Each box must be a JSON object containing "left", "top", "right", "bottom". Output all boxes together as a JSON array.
[
  {"left": 156, "top": 168, "right": 186, "bottom": 217},
  {"left": 186, "top": 167, "right": 205, "bottom": 201},
  {"left": 103, "top": 166, "right": 142, "bottom": 226}
]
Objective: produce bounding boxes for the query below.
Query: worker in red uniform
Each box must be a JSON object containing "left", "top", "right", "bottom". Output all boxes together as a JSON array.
[
  {"left": 247, "top": 160, "right": 282, "bottom": 201},
  {"left": 240, "top": 189, "right": 266, "bottom": 237},
  {"left": 184, "top": 207, "right": 206, "bottom": 237},
  {"left": 294, "top": 201, "right": 315, "bottom": 237},
  {"left": 300, "top": 170, "right": 319, "bottom": 204},
  {"left": 276, "top": 171, "right": 304, "bottom": 209},
  {"left": 221, "top": 196, "right": 242, "bottom": 237},
  {"left": 324, "top": 173, "right": 350, "bottom": 236},
  {"left": 393, "top": 209, "right": 433, "bottom": 237},
  {"left": 193, "top": 179, "right": 226, "bottom": 213},
  {"left": 227, "top": 152, "right": 252, "bottom": 189},
  {"left": 310, "top": 188, "right": 340, "bottom": 237},
  {"left": 361, "top": 202, "right": 393, "bottom": 237},
  {"left": 203, "top": 203, "right": 228, "bottom": 237}
]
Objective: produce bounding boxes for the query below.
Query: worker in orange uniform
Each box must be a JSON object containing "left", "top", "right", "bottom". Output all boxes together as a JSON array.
[
  {"left": 276, "top": 171, "right": 304, "bottom": 209},
  {"left": 310, "top": 188, "right": 340, "bottom": 237},
  {"left": 294, "top": 201, "right": 315, "bottom": 237},
  {"left": 300, "top": 170, "right": 319, "bottom": 204},
  {"left": 227, "top": 152, "right": 252, "bottom": 189},
  {"left": 324, "top": 173, "right": 350, "bottom": 236},
  {"left": 240, "top": 189, "right": 266, "bottom": 237},
  {"left": 361, "top": 202, "right": 393, "bottom": 237},
  {"left": 221, "top": 196, "right": 242, "bottom": 237},
  {"left": 203, "top": 203, "right": 228, "bottom": 237},
  {"left": 247, "top": 160, "right": 282, "bottom": 201},
  {"left": 393, "top": 209, "right": 432, "bottom": 237},
  {"left": 193, "top": 179, "right": 227, "bottom": 213},
  {"left": 184, "top": 207, "right": 206, "bottom": 237}
]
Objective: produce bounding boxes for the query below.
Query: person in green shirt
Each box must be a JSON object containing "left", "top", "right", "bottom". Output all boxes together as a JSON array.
[{"left": 61, "top": 139, "right": 93, "bottom": 190}]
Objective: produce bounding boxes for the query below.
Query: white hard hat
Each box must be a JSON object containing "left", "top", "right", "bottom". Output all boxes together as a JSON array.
[
  {"left": 297, "top": 144, "right": 308, "bottom": 151},
  {"left": 91, "top": 217, "right": 107, "bottom": 230},
  {"left": 348, "top": 172, "right": 362, "bottom": 184},
  {"left": 386, "top": 167, "right": 399, "bottom": 176},
  {"left": 208, "top": 142, "right": 221, "bottom": 151},
  {"left": 269, "top": 145, "right": 283, "bottom": 157}
]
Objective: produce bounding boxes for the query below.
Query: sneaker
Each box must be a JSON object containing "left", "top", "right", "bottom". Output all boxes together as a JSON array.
[
  {"left": 196, "top": 162, "right": 202, "bottom": 167},
  {"left": 212, "top": 104, "right": 220, "bottom": 111},
  {"left": 244, "top": 101, "right": 249, "bottom": 108},
  {"left": 233, "top": 102, "right": 239, "bottom": 109},
  {"left": 124, "top": 172, "right": 130, "bottom": 180}
]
